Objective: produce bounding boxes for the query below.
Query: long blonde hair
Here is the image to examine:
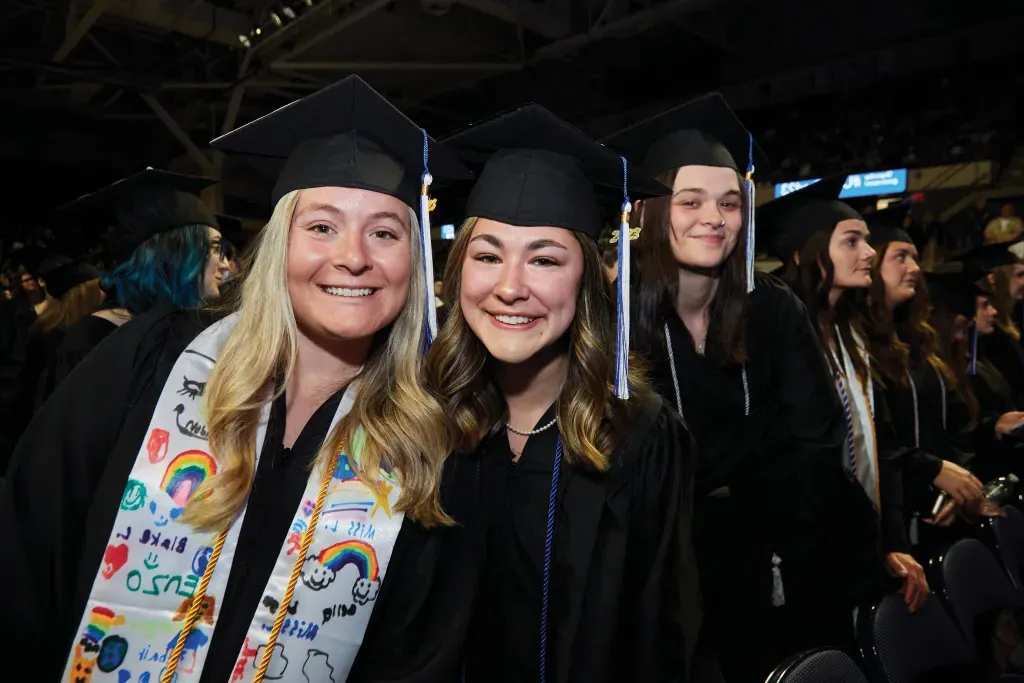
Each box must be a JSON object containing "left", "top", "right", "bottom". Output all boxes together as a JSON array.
[
  {"left": 32, "top": 279, "right": 104, "bottom": 333},
  {"left": 183, "top": 190, "right": 451, "bottom": 531},
  {"left": 426, "top": 217, "right": 651, "bottom": 472},
  {"left": 992, "top": 264, "right": 1022, "bottom": 342}
]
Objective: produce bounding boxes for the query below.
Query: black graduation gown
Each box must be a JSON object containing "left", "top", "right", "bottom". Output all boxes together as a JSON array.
[
  {"left": 42, "top": 312, "right": 120, "bottom": 399},
  {"left": 651, "top": 274, "right": 888, "bottom": 682},
  {"left": 463, "top": 396, "right": 701, "bottom": 683},
  {"left": 969, "top": 351, "right": 1024, "bottom": 482},
  {"left": 0, "top": 306, "right": 480, "bottom": 683}
]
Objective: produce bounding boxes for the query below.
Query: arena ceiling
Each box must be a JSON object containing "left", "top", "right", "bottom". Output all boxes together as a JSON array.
[{"left": 0, "top": 0, "right": 1019, "bottom": 212}]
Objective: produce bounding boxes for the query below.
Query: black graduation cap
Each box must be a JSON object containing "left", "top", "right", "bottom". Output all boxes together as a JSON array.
[
  {"left": 440, "top": 104, "right": 669, "bottom": 239},
  {"left": 866, "top": 204, "right": 914, "bottom": 248},
  {"left": 948, "top": 238, "right": 1024, "bottom": 277},
  {"left": 59, "top": 168, "right": 218, "bottom": 261},
  {"left": 924, "top": 269, "right": 978, "bottom": 318},
  {"left": 601, "top": 92, "right": 768, "bottom": 177},
  {"left": 37, "top": 255, "right": 101, "bottom": 298},
  {"left": 756, "top": 174, "right": 863, "bottom": 260},
  {"left": 209, "top": 75, "right": 472, "bottom": 208},
  {"left": 6, "top": 245, "right": 49, "bottom": 275}
]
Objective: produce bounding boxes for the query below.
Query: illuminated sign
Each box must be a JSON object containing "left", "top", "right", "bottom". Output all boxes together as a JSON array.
[
  {"left": 774, "top": 168, "right": 908, "bottom": 199},
  {"left": 440, "top": 223, "right": 456, "bottom": 240}
]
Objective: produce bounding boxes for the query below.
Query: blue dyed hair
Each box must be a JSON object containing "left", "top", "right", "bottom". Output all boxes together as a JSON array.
[{"left": 102, "top": 224, "right": 211, "bottom": 315}]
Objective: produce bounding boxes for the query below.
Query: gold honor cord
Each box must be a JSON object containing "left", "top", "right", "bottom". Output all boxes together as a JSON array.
[
  {"left": 162, "top": 526, "right": 230, "bottom": 683},
  {"left": 160, "top": 448, "right": 341, "bottom": 683}
]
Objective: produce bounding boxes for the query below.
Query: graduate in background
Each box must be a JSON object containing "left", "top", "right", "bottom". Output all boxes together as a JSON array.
[
  {"left": 763, "top": 176, "right": 930, "bottom": 615},
  {"left": 47, "top": 170, "right": 231, "bottom": 389},
  {"left": 858, "top": 208, "right": 992, "bottom": 557},
  {"left": 605, "top": 94, "right": 883, "bottom": 682},
  {"left": 0, "top": 76, "right": 479, "bottom": 683},
  {"left": 431, "top": 105, "right": 699, "bottom": 683}
]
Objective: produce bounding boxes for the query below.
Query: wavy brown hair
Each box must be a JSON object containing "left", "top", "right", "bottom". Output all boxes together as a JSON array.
[
  {"left": 862, "top": 242, "right": 956, "bottom": 388},
  {"left": 426, "top": 217, "right": 652, "bottom": 472},
  {"left": 782, "top": 230, "right": 870, "bottom": 384},
  {"left": 32, "top": 278, "right": 104, "bottom": 333},
  {"left": 929, "top": 307, "right": 980, "bottom": 421},
  {"left": 629, "top": 168, "right": 749, "bottom": 364},
  {"left": 183, "top": 190, "right": 451, "bottom": 531},
  {"left": 992, "top": 264, "right": 1023, "bottom": 342}
]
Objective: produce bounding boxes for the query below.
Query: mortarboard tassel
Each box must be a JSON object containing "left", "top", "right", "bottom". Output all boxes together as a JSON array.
[
  {"left": 969, "top": 319, "right": 978, "bottom": 376},
  {"left": 743, "top": 132, "right": 757, "bottom": 294},
  {"left": 419, "top": 128, "right": 439, "bottom": 350},
  {"left": 614, "top": 156, "right": 632, "bottom": 400}
]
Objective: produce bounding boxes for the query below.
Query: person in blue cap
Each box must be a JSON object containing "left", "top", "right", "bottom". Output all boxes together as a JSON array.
[
  {"left": 429, "top": 104, "right": 700, "bottom": 683},
  {"left": 0, "top": 75, "right": 480, "bottom": 683}
]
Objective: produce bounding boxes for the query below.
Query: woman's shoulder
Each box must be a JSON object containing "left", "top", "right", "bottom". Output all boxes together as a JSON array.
[
  {"left": 614, "top": 393, "right": 692, "bottom": 477},
  {"left": 77, "top": 306, "right": 219, "bottom": 370},
  {"left": 751, "top": 271, "right": 804, "bottom": 312}
]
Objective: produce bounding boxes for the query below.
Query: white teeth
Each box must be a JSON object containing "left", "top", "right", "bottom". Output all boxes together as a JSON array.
[
  {"left": 494, "top": 314, "right": 535, "bottom": 325},
  {"left": 322, "top": 286, "right": 374, "bottom": 297}
]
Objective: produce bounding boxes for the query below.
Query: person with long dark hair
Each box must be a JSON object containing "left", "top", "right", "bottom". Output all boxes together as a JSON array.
[
  {"left": 859, "top": 209, "right": 992, "bottom": 556},
  {"left": 763, "top": 175, "right": 930, "bottom": 618},
  {"left": 603, "top": 95, "right": 885, "bottom": 682},
  {"left": 430, "top": 105, "right": 700, "bottom": 683}
]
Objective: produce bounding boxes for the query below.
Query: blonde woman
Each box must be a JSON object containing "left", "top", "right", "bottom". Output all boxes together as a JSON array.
[
  {"left": 429, "top": 106, "right": 699, "bottom": 683},
  {"left": 0, "top": 76, "right": 477, "bottom": 683}
]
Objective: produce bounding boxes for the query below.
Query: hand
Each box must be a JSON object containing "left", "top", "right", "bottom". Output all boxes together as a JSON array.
[
  {"left": 995, "top": 412, "right": 1024, "bottom": 436},
  {"left": 886, "top": 552, "right": 930, "bottom": 613},
  {"left": 708, "top": 486, "right": 730, "bottom": 498},
  {"left": 925, "top": 501, "right": 958, "bottom": 527},
  {"left": 932, "top": 460, "right": 984, "bottom": 505},
  {"left": 962, "top": 497, "right": 1007, "bottom": 522}
]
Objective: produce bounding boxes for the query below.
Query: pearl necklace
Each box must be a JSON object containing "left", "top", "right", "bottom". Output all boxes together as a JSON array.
[{"left": 506, "top": 417, "right": 558, "bottom": 436}]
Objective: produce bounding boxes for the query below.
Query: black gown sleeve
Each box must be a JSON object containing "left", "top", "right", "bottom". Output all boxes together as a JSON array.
[
  {"left": 871, "top": 387, "right": 913, "bottom": 554},
  {"left": 728, "top": 283, "right": 848, "bottom": 529},
  {"left": 627, "top": 405, "right": 700, "bottom": 683},
  {"left": 0, "top": 309, "right": 176, "bottom": 656}
]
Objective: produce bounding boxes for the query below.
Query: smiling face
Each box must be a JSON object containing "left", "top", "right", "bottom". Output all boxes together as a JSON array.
[
  {"left": 879, "top": 240, "right": 921, "bottom": 308},
  {"left": 287, "top": 186, "right": 413, "bottom": 345},
  {"left": 828, "top": 218, "right": 875, "bottom": 291},
  {"left": 665, "top": 165, "right": 743, "bottom": 270},
  {"left": 459, "top": 218, "right": 584, "bottom": 364}
]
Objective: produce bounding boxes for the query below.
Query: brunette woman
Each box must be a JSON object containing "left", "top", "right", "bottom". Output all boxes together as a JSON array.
[
  {"left": 431, "top": 105, "right": 699, "bottom": 682},
  {"left": 764, "top": 175, "right": 931, "bottom": 616},
  {"left": 0, "top": 76, "right": 478, "bottom": 683},
  {"left": 860, "top": 209, "right": 989, "bottom": 554},
  {"left": 604, "top": 94, "right": 884, "bottom": 681}
]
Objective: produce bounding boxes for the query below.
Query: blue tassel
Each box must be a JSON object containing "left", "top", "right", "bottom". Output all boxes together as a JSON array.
[
  {"left": 614, "top": 157, "right": 631, "bottom": 400},
  {"left": 419, "top": 128, "right": 438, "bottom": 350},
  {"left": 743, "top": 132, "right": 757, "bottom": 293}
]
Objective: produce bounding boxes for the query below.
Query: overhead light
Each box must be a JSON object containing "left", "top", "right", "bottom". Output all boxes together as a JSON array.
[
  {"left": 255, "top": 26, "right": 262, "bottom": 35},
  {"left": 282, "top": 6, "right": 296, "bottom": 19},
  {"left": 270, "top": 11, "right": 283, "bottom": 26},
  {"left": 238, "top": 34, "right": 251, "bottom": 48},
  {"left": 302, "top": 0, "right": 314, "bottom": 6}
]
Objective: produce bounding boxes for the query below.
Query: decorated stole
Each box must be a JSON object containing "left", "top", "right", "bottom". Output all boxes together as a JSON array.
[
  {"left": 63, "top": 313, "right": 404, "bottom": 683},
  {"left": 832, "top": 328, "right": 881, "bottom": 510}
]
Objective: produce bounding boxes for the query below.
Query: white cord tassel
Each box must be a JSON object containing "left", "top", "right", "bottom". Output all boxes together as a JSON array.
[
  {"left": 614, "top": 201, "right": 631, "bottom": 399},
  {"left": 420, "top": 173, "right": 438, "bottom": 346},
  {"left": 771, "top": 553, "right": 786, "bottom": 607}
]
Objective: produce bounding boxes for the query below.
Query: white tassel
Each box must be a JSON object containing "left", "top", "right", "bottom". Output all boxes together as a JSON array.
[
  {"left": 614, "top": 202, "right": 631, "bottom": 399},
  {"left": 744, "top": 174, "right": 756, "bottom": 294},
  {"left": 771, "top": 553, "right": 786, "bottom": 607},
  {"left": 420, "top": 173, "right": 438, "bottom": 346}
]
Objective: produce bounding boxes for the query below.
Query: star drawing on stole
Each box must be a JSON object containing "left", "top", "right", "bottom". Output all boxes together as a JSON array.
[{"left": 371, "top": 480, "right": 394, "bottom": 518}]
